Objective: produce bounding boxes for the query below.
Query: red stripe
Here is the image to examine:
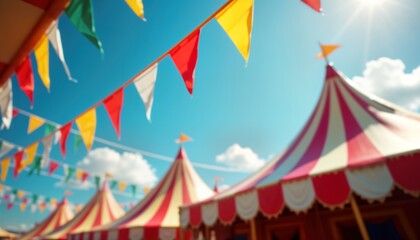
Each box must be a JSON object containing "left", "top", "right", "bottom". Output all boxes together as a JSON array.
[
  {"left": 283, "top": 85, "right": 331, "bottom": 180},
  {"left": 217, "top": 197, "right": 236, "bottom": 224},
  {"left": 118, "top": 228, "right": 129, "bottom": 239},
  {"left": 335, "top": 83, "right": 384, "bottom": 167},
  {"left": 92, "top": 191, "right": 105, "bottom": 227},
  {"left": 312, "top": 171, "right": 350, "bottom": 206},
  {"left": 387, "top": 152, "right": 420, "bottom": 193},
  {"left": 189, "top": 206, "right": 202, "bottom": 227},
  {"left": 181, "top": 162, "right": 192, "bottom": 205},
  {"left": 143, "top": 227, "right": 159, "bottom": 240},
  {"left": 257, "top": 184, "right": 284, "bottom": 217}
]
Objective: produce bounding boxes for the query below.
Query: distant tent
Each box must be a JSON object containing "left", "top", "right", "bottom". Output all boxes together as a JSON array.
[
  {"left": 0, "top": 228, "right": 16, "bottom": 239},
  {"left": 20, "top": 198, "right": 73, "bottom": 240},
  {"left": 41, "top": 183, "right": 124, "bottom": 239},
  {"left": 70, "top": 147, "right": 214, "bottom": 240}
]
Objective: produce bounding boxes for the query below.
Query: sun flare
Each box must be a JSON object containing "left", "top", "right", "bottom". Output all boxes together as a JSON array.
[{"left": 360, "top": 0, "right": 388, "bottom": 6}]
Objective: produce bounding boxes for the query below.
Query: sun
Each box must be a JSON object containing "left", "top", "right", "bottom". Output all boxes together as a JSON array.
[{"left": 360, "top": 0, "right": 388, "bottom": 6}]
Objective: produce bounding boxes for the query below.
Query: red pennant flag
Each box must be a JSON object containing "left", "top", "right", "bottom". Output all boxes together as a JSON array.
[
  {"left": 4, "top": 194, "right": 9, "bottom": 201},
  {"left": 81, "top": 172, "right": 89, "bottom": 183},
  {"left": 15, "top": 56, "right": 35, "bottom": 106},
  {"left": 60, "top": 122, "right": 73, "bottom": 158},
  {"left": 23, "top": 198, "right": 29, "bottom": 204},
  {"left": 302, "top": 0, "right": 321, "bottom": 12},
  {"left": 12, "top": 109, "right": 20, "bottom": 118},
  {"left": 7, "top": 202, "right": 13, "bottom": 210},
  {"left": 48, "top": 161, "right": 60, "bottom": 175},
  {"left": 103, "top": 88, "right": 124, "bottom": 138},
  {"left": 14, "top": 151, "right": 24, "bottom": 178},
  {"left": 169, "top": 30, "right": 200, "bottom": 95}
]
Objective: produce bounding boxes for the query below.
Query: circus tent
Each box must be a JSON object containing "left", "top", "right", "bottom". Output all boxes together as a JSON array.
[
  {"left": 40, "top": 183, "right": 124, "bottom": 239},
  {"left": 20, "top": 198, "right": 74, "bottom": 240},
  {"left": 0, "top": 227, "right": 16, "bottom": 239},
  {"left": 70, "top": 147, "right": 214, "bottom": 240},
  {"left": 180, "top": 64, "right": 420, "bottom": 229}
]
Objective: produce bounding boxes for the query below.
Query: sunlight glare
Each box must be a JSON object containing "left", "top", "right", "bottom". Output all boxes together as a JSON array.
[{"left": 359, "top": 0, "right": 388, "bottom": 7}]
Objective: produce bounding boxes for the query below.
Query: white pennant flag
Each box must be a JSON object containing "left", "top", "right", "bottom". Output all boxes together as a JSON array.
[
  {"left": 0, "top": 141, "right": 15, "bottom": 157},
  {"left": 47, "top": 21, "right": 75, "bottom": 82},
  {"left": 9, "top": 194, "right": 15, "bottom": 203},
  {"left": 31, "top": 204, "right": 37, "bottom": 213},
  {"left": 133, "top": 63, "right": 158, "bottom": 121},
  {"left": 0, "top": 80, "right": 13, "bottom": 129},
  {"left": 41, "top": 134, "right": 54, "bottom": 168},
  {"left": 54, "top": 125, "right": 62, "bottom": 144},
  {"left": 63, "top": 164, "right": 69, "bottom": 177}
]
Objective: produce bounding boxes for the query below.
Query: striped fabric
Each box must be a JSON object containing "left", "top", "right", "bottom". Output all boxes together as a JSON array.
[
  {"left": 71, "top": 147, "right": 214, "bottom": 240},
  {"left": 41, "top": 183, "right": 124, "bottom": 239},
  {"left": 180, "top": 64, "right": 420, "bottom": 227},
  {"left": 20, "top": 198, "right": 74, "bottom": 240}
]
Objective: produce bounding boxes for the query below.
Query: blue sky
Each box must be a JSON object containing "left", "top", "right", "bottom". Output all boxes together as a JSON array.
[{"left": 1, "top": 0, "right": 420, "bottom": 231}]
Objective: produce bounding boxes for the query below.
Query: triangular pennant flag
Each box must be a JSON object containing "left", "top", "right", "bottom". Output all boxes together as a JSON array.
[
  {"left": 13, "top": 151, "right": 24, "bottom": 178},
  {"left": 32, "top": 194, "right": 39, "bottom": 204},
  {"left": 0, "top": 81, "right": 13, "bottom": 129},
  {"left": 104, "top": 172, "right": 113, "bottom": 179},
  {"left": 41, "top": 134, "right": 54, "bottom": 168},
  {"left": 81, "top": 172, "right": 89, "bottom": 183},
  {"left": 110, "top": 180, "right": 118, "bottom": 189},
  {"left": 4, "top": 193, "right": 9, "bottom": 201},
  {"left": 143, "top": 186, "right": 150, "bottom": 194},
  {"left": 28, "top": 156, "right": 42, "bottom": 176},
  {"left": 12, "top": 108, "right": 19, "bottom": 118},
  {"left": 28, "top": 116, "right": 45, "bottom": 134},
  {"left": 50, "top": 198, "right": 57, "bottom": 207},
  {"left": 75, "top": 109, "right": 96, "bottom": 151},
  {"left": 74, "top": 134, "right": 83, "bottom": 151},
  {"left": 17, "top": 190, "right": 25, "bottom": 199},
  {"left": 44, "top": 123, "right": 56, "bottom": 136},
  {"left": 130, "top": 184, "right": 136, "bottom": 197},
  {"left": 94, "top": 176, "right": 101, "bottom": 189},
  {"left": 23, "top": 198, "right": 29, "bottom": 204},
  {"left": 9, "top": 192, "right": 15, "bottom": 203},
  {"left": 47, "top": 21, "right": 74, "bottom": 81},
  {"left": 15, "top": 56, "right": 35, "bottom": 106},
  {"left": 63, "top": 165, "right": 76, "bottom": 182},
  {"left": 34, "top": 34, "right": 50, "bottom": 91},
  {"left": 133, "top": 63, "right": 158, "bottom": 121},
  {"left": 316, "top": 44, "right": 340, "bottom": 59},
  {"left": 125, "top": 0, "right": 146, "bottom": 20},
  {"left": 65, "top": 0, "right": 103, "bottom": 53},
  {"left": 39, "top": 202, "right": 46, "bottom": 213},
  {"left": 119, "top": 182, "right": 127, "bottom": 192},
  {"left": 216, "top": 0, "right": 254, "bottom": 62},
  {"left": 7, "top": 202, "right": 13, "bottom": 210},
  {"left": 60, "top": 122, "right": 72, "bottom": 158},
  {"left": 302, "top": 0, "right": 321, "bottom": 12},
  {"left": 31, "top": 203, "right": 37, "bottom": 213},
  {"left": 175, "top": 133, "right": 192, "bottom": 144},
  {"left": 54, "top": 128, "right": 62, "bottom": 144},
  {"left": 1, "top": 158, "right": 10, "bottom": 181},
  {"left": 75, "top": 169, "right": 84, "bottom": 181},
  {"left": 0, "top": 141, "right": 14, "bottom": 157},
  {"left": 103, "top": 89, "right": 124, "bottom": 138},
  {"left": 21, "top": 142, "right": 38, "bottom": 170},
  {"left": 20, "top": 202, "right": 27, "bottom": 212},
  {"left": 48, "top": 161, "right": 59, "bottom": 175},
  {"left": 169, "top": 30, "right": 200, "bottom": 95}
]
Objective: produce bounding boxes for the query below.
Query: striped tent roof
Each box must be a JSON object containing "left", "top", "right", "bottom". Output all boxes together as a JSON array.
[
  {"left": 70, "top": 147, "right": 214, "bottom": 240},
  {"left": 20, "top": 198, "right": 73, "bottom": 240},
  {"left": 0, "top": 227, "right": 16, "bottom": 239},
  {"left": 41, "top": 183, "right": 124, "bottom": 239},
  {"left": 180, "top": 64, "right": 420, "bottom": 228}
]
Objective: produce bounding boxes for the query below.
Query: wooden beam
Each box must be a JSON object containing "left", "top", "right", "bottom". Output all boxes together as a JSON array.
[
  {"left": 0, "top": 0, "right": 70, "bottom": 87},
  {"left": 180, "top": 228, "right": 185, "bottom": 240},
  {"left": 250, "top": 218, "right": 257, "bottom": 240},
  {"left": 350, "top": 195, "right": 371, "bottom": 240}
]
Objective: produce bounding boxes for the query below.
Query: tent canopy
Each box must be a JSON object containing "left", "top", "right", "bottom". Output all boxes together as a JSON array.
[
  {"left": 20, "top": 198, "right": 73, "bottom": 240},
  {"left": 41, "top": 183, "right": 124, "bottom": 239},
  {"left": 180, "top": 64, "right": 420, "bottom": 228},
  {"left": 0, "top": 227, "right": 16, "bottom": 239},
  {"left": 71, "top": 147, "right": 214, "bottom": 240}
]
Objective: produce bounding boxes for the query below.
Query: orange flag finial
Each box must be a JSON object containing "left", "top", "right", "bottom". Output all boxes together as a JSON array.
[
  {"left": 176, "top": 133, "right": 192, "bottom": 144},
  {"left": 316, "top": 44, "right": 340, "bottom": 59}
]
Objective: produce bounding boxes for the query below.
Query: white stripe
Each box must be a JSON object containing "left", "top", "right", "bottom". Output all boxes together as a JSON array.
[
  {"left": 201, "top": 202, "right": 218, "bottom": 226},
  {"left": 179, "top": 208, "right": 190, "bottom": 228},
  {"left": 235, "top": 190, "right": 259, "bottom": 220},
  {"left": 129, "top": 227, "right": 143, "bottom": 240},
  {"left": 282, "top": 178, "right": 315, "bottom": 212}
]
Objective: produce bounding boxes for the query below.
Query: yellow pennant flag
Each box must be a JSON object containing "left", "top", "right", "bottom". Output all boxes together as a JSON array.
[
  {"left": 28, "top": 115, "right": 45, "bottom": 134},
  {"left": 143, "top": 186, "right": 150, "bottom": 194},
  {"left": 0, "top": 184, "right": 3, "bottom": 190},
  {"left": 176, "top": 133, "right": 192, "bottom": 144},
  {"left": 17, "top": 190, "right": 25, "bottom": 199},
  {"left": 39, "top": 203, "right": 46, "bottom": 213},
  {"left": 76, "top": 169, "right": 84, "bottom": 181},
  {"left": 21, "top": 142, "right": 39, "bottom": 170},
  {"left": 216, "top": 0, "right": 254, "bottom": 62},
  {"left": 1, "top": 158, "right": 10, "bottom": 182},
  {"left": 75, "top": 108, "right": 96, "bottom": 151},
  {"left": 50, "top": 198, "right": 57, "bottom": 207},
  {"left": 34, "top": 34, "right": 50, "bottom": 91},
  {"left": 119, "top": 182, "right": 127, "bottom": 192},
  {"left": 20, "top": 203, "right": 27, "bottom": 212},
  {"left": 125, "top": 0, "right": 145, "bottom": 20},
  {"left": 316, "top": 44, "right": 340, "bottom": 59}
]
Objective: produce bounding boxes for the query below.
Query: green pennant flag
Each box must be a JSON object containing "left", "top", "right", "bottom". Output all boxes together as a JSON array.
[
  {"left": 94, "top": 176, "right": 101, "bottom": 189},
  {"left": 130, "top": 184, "right": 136, "bottom": 197},
  {"left": 28, "top": 156, "right": 42, "bottom": 176},
  {"left": 65, "top": 0, "right": 103, "bottom": 53},
  {"left": 44, "top": 123, "right": 56, "bottom": 136},
  {"left": 110, "top": 180, "right": 118, "bottom": 189},
  {"left": 65, "top": 167, "right": 76, "bottom": 182},
  {"left": 32, "top": 194, "right": 39, "bottom": 204},
  {"left": 45, "top": 197, "right": 50, "bottom": 204},
  {"left": 0, "top": 141, "right": 3, "bottom": 152},
  {"left": 74, "top": 135, "right": 83, "bottom": 152}
]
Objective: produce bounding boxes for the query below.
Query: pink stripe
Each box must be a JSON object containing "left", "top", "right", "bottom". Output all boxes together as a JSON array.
[
  {"left": 283, "top": 85, "right": 331, "bottom": 180},
  {"left": 92, "top": 192, "right": 105, "bottom": 227},
  {"left": 181, "top": 162, "right": 191, "bottom": 205},
  {"left": 334, "top": 83, "right": 384, "bottom": 167}
]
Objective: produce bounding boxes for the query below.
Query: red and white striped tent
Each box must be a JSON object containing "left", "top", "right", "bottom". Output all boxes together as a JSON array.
[
  {"left": 71, "top": 147, "right": 214, "bottom": 240},
  {"left": 180, "top": 64, "right": 420, "bottom": 228},
  {"left": 20, "top": 198, "right": 74, "bottom": 240},
  {"left": 41, "top": 183, "right": 124, "bottom": 239}
]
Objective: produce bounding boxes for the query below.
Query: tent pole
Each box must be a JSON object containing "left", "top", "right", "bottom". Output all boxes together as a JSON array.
[
  {"left": 350, "top": 195, "right": 370, "bottom": 240},
  {"left": 250, "top": 218, "right": 257, "bottom": 240},
  {"left": 180, "top": 228, "right": 185, "bottom": 240},
  {"left": 205, "top": 226, "right": 210, "bottom": 240}
]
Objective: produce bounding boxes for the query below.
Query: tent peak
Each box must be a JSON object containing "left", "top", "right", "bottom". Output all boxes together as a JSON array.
[
  {"left": 325, "top": 64, "right": 339, "bottom": 80},
  {"left": 175, "top": 147, "right": 187, "bottom": 161}
]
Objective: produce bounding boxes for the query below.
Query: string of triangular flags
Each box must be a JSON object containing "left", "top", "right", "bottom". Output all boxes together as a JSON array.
[{"left": 0, "top": 183, "right": 60, "bottom": 213}]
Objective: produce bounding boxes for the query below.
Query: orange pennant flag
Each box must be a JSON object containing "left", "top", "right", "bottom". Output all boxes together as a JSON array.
[
  {"left": 175, "top": 133, "right": 192, "bottom": 144},
  {"left": 105, "top": 172, "right": 113, "bottom": 179},
  {"left": 316, "top": 44, "right": 340, "bottom": 59}
]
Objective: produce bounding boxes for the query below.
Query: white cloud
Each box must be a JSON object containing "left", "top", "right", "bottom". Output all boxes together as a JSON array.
[
  {"left": 353, "top": 57, "right": 420, "bottom": 111},
  {"left": 55, "top": 180, "right": 94, "bottom": 190},
  {"left": 6, "top": 223, "right": 34, "bottom": 232},
  {"left": 218, "top": 184, "right": 230, "bottom": 191},
  {"left": 216, "top": 144, "right": 265, "bottom": 172},
  {"left": 74, "top": 147, "right": 157, "bottom": 188}
]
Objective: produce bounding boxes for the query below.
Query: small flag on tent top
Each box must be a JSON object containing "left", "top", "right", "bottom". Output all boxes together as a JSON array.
[
  {"left": 176, "top": 133, "right": 192, "bottom": 144},
  {"left": 105, "top": 172, "right": 113, "bottom": 179},
  {"left": 65, "top": 190, "right": 72, "bottom": 196},
  {"left": 316, "top": 44, "right": 340, "bottom": 59}
]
